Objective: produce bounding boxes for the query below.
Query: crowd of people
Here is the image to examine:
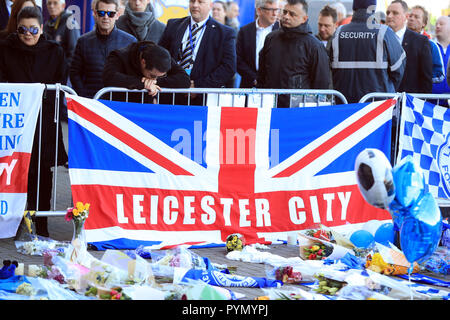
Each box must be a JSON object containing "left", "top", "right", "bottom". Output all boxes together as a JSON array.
[
  {"left": 0, "top": 0, "right": 449, "bottom": 102},
  {"left": 0, "top": 0, "right": 449, "bottom": 236}
]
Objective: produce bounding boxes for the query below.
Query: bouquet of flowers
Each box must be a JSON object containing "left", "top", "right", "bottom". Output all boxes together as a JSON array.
[
  {"left": 151, "top": 247, "right": 207, "bottom": 270},
  {"left": 273, "top": 265, "right": 303, "bottom": 284},
  {"left": 226, "top": 233, "right": 245, "bottom": 252},
  {"left": 302, "top": 243, "right": 332, "bottom": 260},
  {"left": 298, "top": 233, "right": 353, "bottom": 261},
  {"left": 305, "top": 226, "right": 333, "bottom": 242},
  {"left": 66, "top": 202, "right": 90, "bottom": 233},
  {"left": 65, "top": 202, "right": 90, "bottom": 254},
  {"left": 314, "top": 273, "right": 346, "bottom": 296}
]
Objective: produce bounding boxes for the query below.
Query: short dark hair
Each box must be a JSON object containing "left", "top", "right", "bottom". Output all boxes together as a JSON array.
[
  {"left": 287, "top": 0, "right": 308, "bottom": 14},
  {"left": 411, "top": 5, "right": 428, "bottom": 26},
  {"left": 391, "top": 0, "right": 408, "bottom": 13},
  {"left": 17, "top": 6, "right": 42, "bottom": 25},
  {"left": 140, "top": 43, "right": 172, "bottom": 73},
  {"left": 319, "top": 5, "right": 337, "bottom": 23},
  {"left": 93, "top": 0, "right": 119, "bottom": 11}
]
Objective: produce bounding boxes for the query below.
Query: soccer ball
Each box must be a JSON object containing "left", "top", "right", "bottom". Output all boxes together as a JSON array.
[{"left": 354, "top": 148, "right": 395, "bottom": 209}]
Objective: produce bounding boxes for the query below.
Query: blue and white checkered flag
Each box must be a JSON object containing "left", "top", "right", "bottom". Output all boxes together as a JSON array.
[{"left": 397, "top": 94, "right": 450, "bottom": 200}]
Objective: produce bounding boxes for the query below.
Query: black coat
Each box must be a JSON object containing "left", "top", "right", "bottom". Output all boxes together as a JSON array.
[
  {"left": 69, "top": 27, "right": 137, "bottom": 98},
  {"left": 0, "top": 33, "right": 68, "bottom": 166},
  {"left": 236, "top": 20, "right": 279, "bottom": 88},
  {"left": 44, "top": 10, "right": 80, "bottom": 72},
  {"left": 398, "top": 29, "right": 433, "bottom": 93},
  {"left": 257, "top": 21, "right": 331, "bottom": 107},
  {"left": 102, "top": 41, "right": 191, "bottom": 103},
  {"left": 0, "top": 0, "right": 8, "bottom": 30}
]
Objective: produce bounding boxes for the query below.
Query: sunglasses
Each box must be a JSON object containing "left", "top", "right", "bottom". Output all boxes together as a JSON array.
[
  {"left": 96, "top": 10, "right": 116, "bottom": 17},
  {"left": 17, "top": 25, "right": 40, "bottom": 35}
]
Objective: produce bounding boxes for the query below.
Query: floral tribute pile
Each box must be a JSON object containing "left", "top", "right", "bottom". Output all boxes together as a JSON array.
[{"left": 2, "top": 218, "right": 450, "bottom": 300}]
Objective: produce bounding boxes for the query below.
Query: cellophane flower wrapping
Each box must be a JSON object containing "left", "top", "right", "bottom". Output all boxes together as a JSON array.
[
  {"left": 15, "top": 233, "right": 70, "bottom": 256},
  {"left": 150, "top": 247, "right": 207, "bottom": 270},
  {"left": 265, "top": 264, "right": 303, "bottom": 284},
  {"left": 298, "top": 232, "right": 353, "bottom": 260}
]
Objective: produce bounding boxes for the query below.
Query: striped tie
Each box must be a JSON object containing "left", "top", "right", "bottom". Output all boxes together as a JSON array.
[{"left": 179, "top": 23, "right": 200, "bottom": 69}]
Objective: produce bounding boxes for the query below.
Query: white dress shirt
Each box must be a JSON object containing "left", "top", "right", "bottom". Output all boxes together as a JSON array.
[
  {"left": 6, "top": 0, "right": 13, "bottom": 15},
  {"left": 255, "top": 18, "right": 276, "bottom": 71},
  {"left": 395, "top": 25, "right": 407, "bottom": 44}
]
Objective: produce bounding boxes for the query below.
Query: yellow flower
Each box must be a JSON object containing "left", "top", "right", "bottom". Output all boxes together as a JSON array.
[
  {"left": 73, "top": 209, "right": 79, "bottom": 216},
  {"left": 85, "top": 203, "right": 90, "bottom": 211},
  {"left": 76, "top": 202, "right": 84, "bottom": 211}
]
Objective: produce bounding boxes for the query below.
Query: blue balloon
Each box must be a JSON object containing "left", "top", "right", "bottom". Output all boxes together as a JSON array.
[
  {"left": 374, "top": 223, "right": 395, "bottom": 246},
  {"left": 350, "top": 230, "right": 375, "bottom": 248},
  {"left": 400, "top": 192, "right": 443, "bottom": 264},
  {"left": 391, "top": 156, "right": 426, "bottom": 210},
  {"left": 389, "top": 156, "right": 427, "bottom": 230}
]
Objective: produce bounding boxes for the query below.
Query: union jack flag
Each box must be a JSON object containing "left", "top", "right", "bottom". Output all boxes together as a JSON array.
[{"left": 66, "top": 95, "right": 395, "bottom": 250}]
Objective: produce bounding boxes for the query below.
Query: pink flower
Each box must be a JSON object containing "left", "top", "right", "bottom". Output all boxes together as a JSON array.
[{"left": 65, "top": 207, "right": 74, "bottom": 222}]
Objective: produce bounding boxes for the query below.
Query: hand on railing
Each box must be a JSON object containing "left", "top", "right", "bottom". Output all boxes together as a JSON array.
[{"left": 141, "top": 77, "right": 161, "bottom": 97}]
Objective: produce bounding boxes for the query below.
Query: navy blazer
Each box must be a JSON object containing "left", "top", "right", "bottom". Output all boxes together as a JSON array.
[
  {"left": 236, "top": 20, "right": 279, "bottom": 88},
  {"left": 158, "top": 16, "right": 236, "bottom": 88},
  {"left": 398, "top": 28, "right": 433, "bottom": 93},
  {"left": 0, "top": 0, "right": 9, "bottom": 30}
]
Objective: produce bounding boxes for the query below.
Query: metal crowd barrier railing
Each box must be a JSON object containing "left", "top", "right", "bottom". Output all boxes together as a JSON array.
[
  {"left": 34, "top": 84, "right": 77, "bottom": 218},
  {"left": 359, "top": 92, "right": 450, "bottom": 208},
  {"left": 93, "top": 87, "right": 349, "bottom": 106},
  {"left": 30, "top": 86, "right": 450, "bottom": 220}
]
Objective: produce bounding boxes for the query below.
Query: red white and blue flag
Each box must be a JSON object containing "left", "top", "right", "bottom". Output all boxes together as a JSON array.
[
  {"left": 66, "top": 95, "right": 395, "bottom": 250},
  {"left": 0, "top": 83, "right": 44, "bottom": 238}
]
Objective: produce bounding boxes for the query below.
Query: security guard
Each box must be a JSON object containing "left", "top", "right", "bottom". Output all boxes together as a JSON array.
[{"left": 329, "top": 0, "right": 406, "bottom": 103}]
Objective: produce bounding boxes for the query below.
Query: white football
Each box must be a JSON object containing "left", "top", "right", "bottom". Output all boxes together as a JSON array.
[{"left": 354, "top": 148, "right": 395, "bottom": 209}]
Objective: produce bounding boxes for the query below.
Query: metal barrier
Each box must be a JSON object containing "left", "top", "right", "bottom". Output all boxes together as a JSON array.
[
  {"left": 359, "top": 92, "right": 450, "bottom": 104},
  {"left": 360, "top": 92, "right": 450, "bottom": 208},
  {"left": 34, "top": 84, "right": 77, "bottom": 218},
  {"left": 93, "top": 87, "right": 349, "bottom": 106}
]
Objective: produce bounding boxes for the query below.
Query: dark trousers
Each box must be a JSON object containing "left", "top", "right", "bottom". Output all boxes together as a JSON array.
[{"left": 26, "top": 152, "right": 54, "bottom": 237}]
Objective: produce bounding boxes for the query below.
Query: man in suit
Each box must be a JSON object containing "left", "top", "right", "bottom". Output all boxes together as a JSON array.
[
  {"left": 236, "top": 0, "right": 280, "bottom": 89},
  {"left": 158, "top": 0, "right": 236, "bottom": 105},
  {"left": 386, "top": 0, "right": 432, "bottom": 93}
]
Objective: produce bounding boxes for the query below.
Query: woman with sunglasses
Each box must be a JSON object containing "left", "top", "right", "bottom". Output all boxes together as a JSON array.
[
  {"left": 0, "top": 6, "right": 68, "bottom": 237},
  {"left": 0, "top": 0, "right": 37, "bottom": 39}
]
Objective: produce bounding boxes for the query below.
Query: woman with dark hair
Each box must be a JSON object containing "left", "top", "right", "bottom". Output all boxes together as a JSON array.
[
  {"left": 0, "top": 6, "right": 68, "bottom": 237},
  {"left": 0, "top": 0, "right": 37, "bottom": 38}
]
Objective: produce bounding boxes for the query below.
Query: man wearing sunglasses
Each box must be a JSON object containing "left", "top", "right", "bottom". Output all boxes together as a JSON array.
[
  {"left": 69, "top": 0, "right": 137, "bottom": 98},
  {"left": 236, "top": 0, "right": 280, "bottom": 89}
]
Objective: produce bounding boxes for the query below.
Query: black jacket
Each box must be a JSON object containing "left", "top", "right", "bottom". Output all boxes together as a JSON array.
[
  {"left": 329, "top": 10, "right": 406, "bottom": 103},
  {"left": 236, "top": 20, "right": 279, "bottom": 88},
  {"left": 70, "top": 27, "right": 137, "bottom": 98},
  {"left": 398, "top": 28, "right": 433, "bottom": 93},
  {"left": 257, "top": 21, "right": 331, "bottom": 107},
  {"left": 44, "top": 10, "right": 80, "bottom": 72},
  {"left": 0, "top": 0, "right": 8, "bottom": 30},
  {"left": 102, "top": 41, "right": 191, "bottom": 102},
  {"left": 0, "top": 33, "right": 67, "bottom": 165}
]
